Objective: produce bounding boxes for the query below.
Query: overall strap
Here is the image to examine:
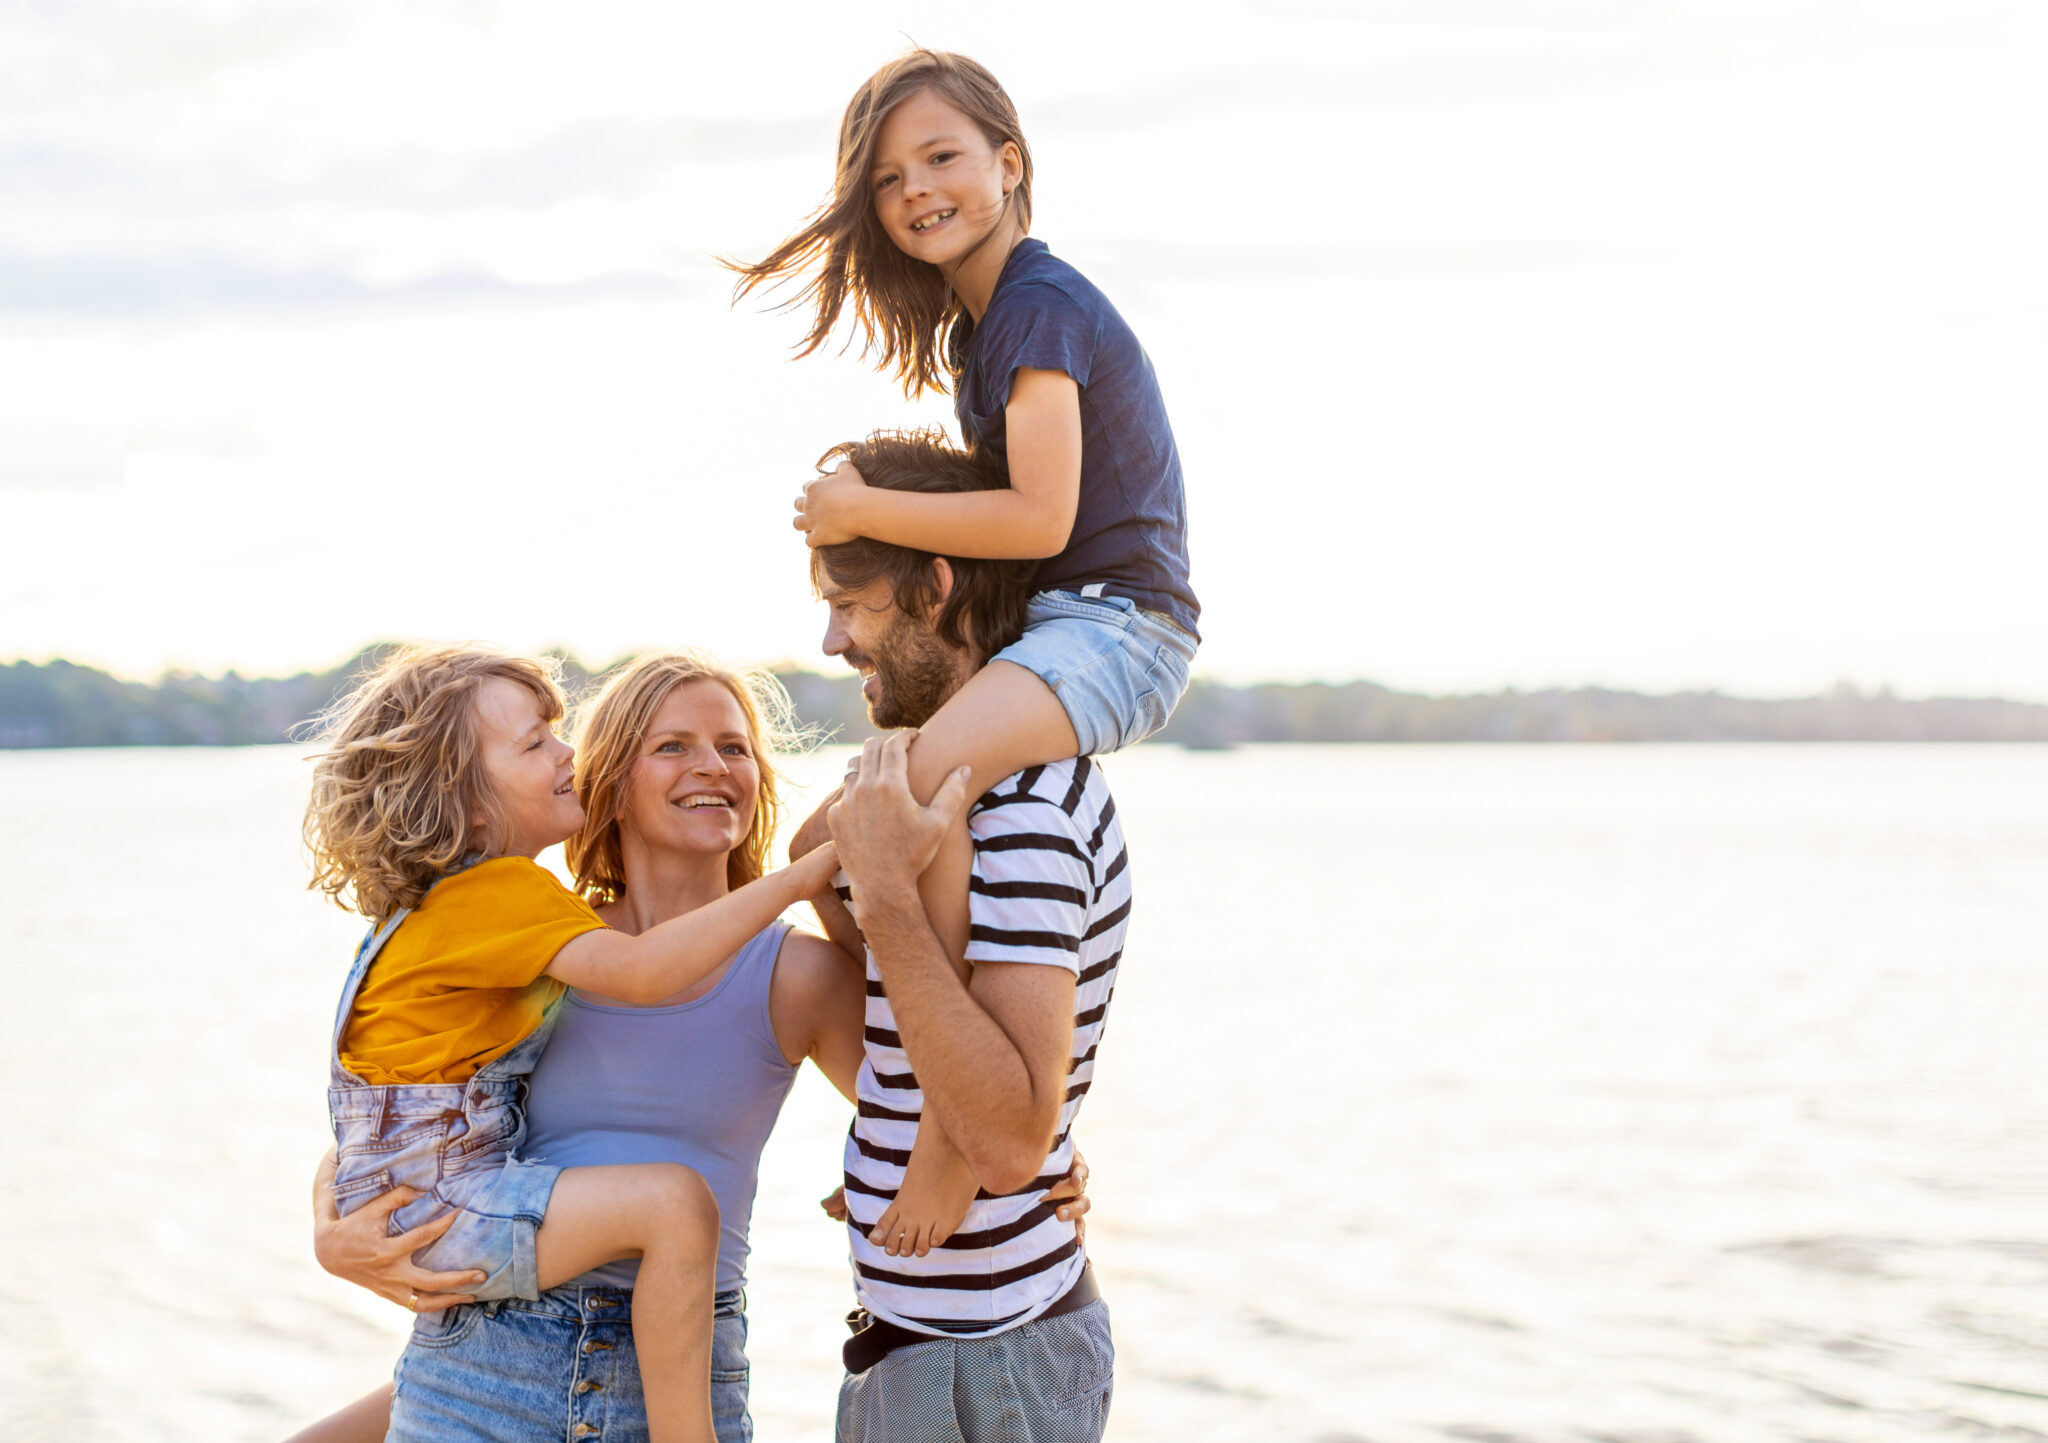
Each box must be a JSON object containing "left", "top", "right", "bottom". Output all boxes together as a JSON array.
[
  {"left": 471, "top": 984, "right": 565, "bottom": 1081},
  {"left": 329, "top": 909, "right": 410, "bottom": 1081},
  {"left": 328, "top": 857, "right": 484, "bottom": 1074}
]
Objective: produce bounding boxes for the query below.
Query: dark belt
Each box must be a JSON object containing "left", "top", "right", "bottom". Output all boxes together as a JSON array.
[{"left": 842, "top": 1262, "right": 1101, "bottom": 1375}]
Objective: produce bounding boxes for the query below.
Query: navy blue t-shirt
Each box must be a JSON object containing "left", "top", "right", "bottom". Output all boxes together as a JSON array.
[{"left": 953, "top": 239, "right": 1199, "bottom": 639}]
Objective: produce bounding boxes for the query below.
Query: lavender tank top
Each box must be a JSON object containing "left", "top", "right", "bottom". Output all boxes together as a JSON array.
[{"left": 522, "top": 921, "right": 799, "bottom": 1293}]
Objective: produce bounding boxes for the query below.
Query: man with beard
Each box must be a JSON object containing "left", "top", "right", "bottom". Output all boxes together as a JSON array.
[{"left": 791, "top": 428, "right": 1125, "bottom": 1443}]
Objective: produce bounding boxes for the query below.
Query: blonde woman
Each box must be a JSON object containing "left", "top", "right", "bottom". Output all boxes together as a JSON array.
[{"left": 293, "top": 650, "right": 1092, "bottom": 1443}]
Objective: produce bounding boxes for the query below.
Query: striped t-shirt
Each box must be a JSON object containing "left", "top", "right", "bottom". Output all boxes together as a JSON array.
[{"left": 838, "top": 755, "right": 1130, "bottom": 1337}]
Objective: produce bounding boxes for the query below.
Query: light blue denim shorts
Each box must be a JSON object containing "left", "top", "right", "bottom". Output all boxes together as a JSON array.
[
  {"left": 993, "top": 590, "right": 1199, "bottom": 756},
  {"left": 389, "top": 1284, "right": 753, "bottom": 1442},
  {"left": 329, "top": 1076, "right": 562, "bottom": 1304}
]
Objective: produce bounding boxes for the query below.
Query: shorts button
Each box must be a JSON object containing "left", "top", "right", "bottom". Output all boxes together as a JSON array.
[
  {"left": 581, "top": 1338, "right": 614, "bottom": 1355},
  {"left": 573, "top": 1426, "right": 599, "bottom": 1438},
  {"left": 576, "top": 1379, "right": 602, "bottom": 1394}
]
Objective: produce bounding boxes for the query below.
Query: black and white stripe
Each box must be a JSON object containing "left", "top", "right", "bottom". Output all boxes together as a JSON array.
[{"left": 838, "top": 755, "right": 1129, "bottom": 1338}]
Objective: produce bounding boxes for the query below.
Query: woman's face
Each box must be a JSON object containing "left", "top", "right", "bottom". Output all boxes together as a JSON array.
[{"left": 616, "top": 678, "right": 760, "bottom": 864}]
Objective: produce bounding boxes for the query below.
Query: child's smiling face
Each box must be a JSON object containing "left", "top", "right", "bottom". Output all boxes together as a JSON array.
[
  {"left": 473, "top": 676, "right": 583, "bottom": 857},
  {"left": 869, "top": 88, "right": 1021, "bottom": 270}
]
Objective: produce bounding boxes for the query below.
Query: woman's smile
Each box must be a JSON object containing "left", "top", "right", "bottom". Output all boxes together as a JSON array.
[{"left": 672, "top": 791, "right": 735, "bottom": 813}]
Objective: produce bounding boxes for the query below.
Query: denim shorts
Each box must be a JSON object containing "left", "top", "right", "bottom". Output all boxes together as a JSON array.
[
  {"left": 837, "top": 1297, "right": 1114, "bottom": 1443},
  {"left": 389, "top": 1284, "right": 753, "bottom": 1443},
  {"left": 993, "top": 590, "right": 1198, "bottom": 756}
]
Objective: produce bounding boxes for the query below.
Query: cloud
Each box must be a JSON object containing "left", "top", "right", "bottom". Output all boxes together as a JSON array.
[
  {"left": 306, "top": 114, "right": 829, "bottom": 211},
  {"left": 0, "top": 248, "right": 696, "bottom": 319},
  {"left": 0, "top": 112, "right": 828, "bottom": 220},
  {"left": 0, "top": 424, "right": 126, "bottom": 490},
  {"left": 1094, "top": 239, "right": 1638, "bottom": 280}
]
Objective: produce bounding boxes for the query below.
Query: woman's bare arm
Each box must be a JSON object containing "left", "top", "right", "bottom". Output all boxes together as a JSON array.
[
  {"left": 549, "top": 844, "right": 837, "bottom": 1003},
  {"left": 769, "top": 928, "right": 867, "bottom": 1101}
]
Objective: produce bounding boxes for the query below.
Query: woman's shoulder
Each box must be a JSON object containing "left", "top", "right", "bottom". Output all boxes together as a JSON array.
[
  {"left": 768, "top": 927, "right": 862, "bottom": 1013},
  {"left": 762, "top": 925, "right": 862, "bottom": 1064},
  {"left": 771, "top": 924, "right": 857, "bottom": 980}
]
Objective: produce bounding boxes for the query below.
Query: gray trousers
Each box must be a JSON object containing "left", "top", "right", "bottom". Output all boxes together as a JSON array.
[{"left": 836, "top": 1299, "right": 1114, "bottom": 1443}]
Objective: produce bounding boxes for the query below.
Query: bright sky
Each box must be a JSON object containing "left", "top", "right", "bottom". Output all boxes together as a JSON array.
[{"left": 2, "top": 0, "right": 2043, "bottom": 698}]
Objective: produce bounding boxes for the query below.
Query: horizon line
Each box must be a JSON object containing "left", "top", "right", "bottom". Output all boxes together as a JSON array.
[{"left": 6, "top": 650, "right": 2045, "bottom": 712}]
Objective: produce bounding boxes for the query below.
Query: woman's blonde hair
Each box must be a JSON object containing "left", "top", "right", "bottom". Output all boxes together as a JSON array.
[
  {"left": 565, "top": 651, "right": 806, "bottom": 906},
  {"left": 302, "top": 645, "right": 566, "bottom": 919},
  {"left": 726, "top": 48, "right": 1033, "bottom": 399}
]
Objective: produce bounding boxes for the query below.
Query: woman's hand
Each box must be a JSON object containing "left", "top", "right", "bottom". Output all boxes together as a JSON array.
[
  {"left": 311, "top": 1149, "right": 484, "bottom": 1314},
  {"left": 1044, "top": 1148, "right": 1092, "bottom": 1241},
  {"left": 794, "top": 460, "right": 869, "bottom": 549},
  {"left": 820, "top": 1185, "right": 850, "bottom": 1223},
  {"left": 781, "top": 839, "right": 840, "bottom": 896}
]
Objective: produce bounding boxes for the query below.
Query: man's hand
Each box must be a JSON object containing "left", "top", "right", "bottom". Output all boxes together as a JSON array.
[
  {"left": 312, "top": 1149, "right": 483, "bottom": 1314},
  {"left": 794, "top": 460, "right": 869, "bottom": 549},
  {"left": 828, "top": 733, "right": 971, "bottom": 900},
  {"left": 1046, "top": 1147, "right": 1092, "bottom": 1242}
]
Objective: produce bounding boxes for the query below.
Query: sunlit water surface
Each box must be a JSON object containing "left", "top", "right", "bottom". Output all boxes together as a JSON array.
[{"left": 2, "top": 744, "right": 2045, "bottom": 1442}]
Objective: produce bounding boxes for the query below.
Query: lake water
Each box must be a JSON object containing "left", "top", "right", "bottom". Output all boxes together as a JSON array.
[{"left": 2, "top": 743, "right": 2045, "bottom": 1442}]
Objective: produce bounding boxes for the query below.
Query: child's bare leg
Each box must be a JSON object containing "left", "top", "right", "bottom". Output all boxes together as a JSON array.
[
  {"left": 534, "top": 1164, "right": 720, "bottom": 1443},
  {"left": 908, "top": 661, "right": 1079, "bottom": 972}
]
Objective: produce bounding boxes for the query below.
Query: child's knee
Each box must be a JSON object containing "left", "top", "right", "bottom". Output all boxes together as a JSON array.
[{"left": 643, "top": 1163, "right": 719, "bottom": 1240}]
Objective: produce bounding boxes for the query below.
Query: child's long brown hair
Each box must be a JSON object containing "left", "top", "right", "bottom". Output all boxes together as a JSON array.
[{"left": 726, "top": 48, "right": 1033, "bottom": 399}]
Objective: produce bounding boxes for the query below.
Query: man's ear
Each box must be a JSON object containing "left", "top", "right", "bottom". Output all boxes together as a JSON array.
[{"left": 924, "top": 557, "right": 957, "bottom": 622}]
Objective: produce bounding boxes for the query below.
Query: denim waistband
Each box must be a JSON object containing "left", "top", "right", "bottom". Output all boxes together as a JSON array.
[
  {"left": 481, "top": 1283, "right": 746, "bottom": 1322},
  {"left": 328, "top": 1074, "right": 526, "bottom": 1118}
]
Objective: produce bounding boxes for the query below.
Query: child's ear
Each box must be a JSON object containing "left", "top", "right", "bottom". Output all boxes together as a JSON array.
[{"left": 1000, "top": 141, "right": 1022, "bottom": 196}]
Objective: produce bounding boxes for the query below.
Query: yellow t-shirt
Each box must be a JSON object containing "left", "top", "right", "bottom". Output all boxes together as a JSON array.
[{"left": 339, "top": 856, "right": 607, "bottom": 1086}]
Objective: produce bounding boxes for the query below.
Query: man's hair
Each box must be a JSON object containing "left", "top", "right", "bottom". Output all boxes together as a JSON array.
[
  {"left": 811, "top": 428, "right": 1034, "bottom": 660},
  {"left": 726, "top": 49, "right": 1032, "bottom": 399}
]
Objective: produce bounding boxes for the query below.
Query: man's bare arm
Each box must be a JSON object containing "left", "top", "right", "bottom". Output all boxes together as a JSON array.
[
  {"left": 855, "top": 883, "right": 1076, "bottom": 1192},
  {"left": 829, "top": 733, "right": 1077, "bottom": 1193}
]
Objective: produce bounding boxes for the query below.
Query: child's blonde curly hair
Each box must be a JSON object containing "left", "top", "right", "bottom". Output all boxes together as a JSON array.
[{"left": 302, "top": 645, "right": 566, "bottom": 918}]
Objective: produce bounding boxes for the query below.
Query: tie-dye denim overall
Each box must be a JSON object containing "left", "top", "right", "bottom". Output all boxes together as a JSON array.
[{"left": 327, "top": 904, "right": 565, "bottom": 1302}]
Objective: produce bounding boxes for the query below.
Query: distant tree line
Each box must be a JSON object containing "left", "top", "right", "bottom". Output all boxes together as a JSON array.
[{"left": 4, "top": 651, "right": 2046, "bottom": 750}]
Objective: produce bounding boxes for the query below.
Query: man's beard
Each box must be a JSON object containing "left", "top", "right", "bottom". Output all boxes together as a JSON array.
[{"left": 857, "top": 611, "right": 962, "bottom": 730}]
